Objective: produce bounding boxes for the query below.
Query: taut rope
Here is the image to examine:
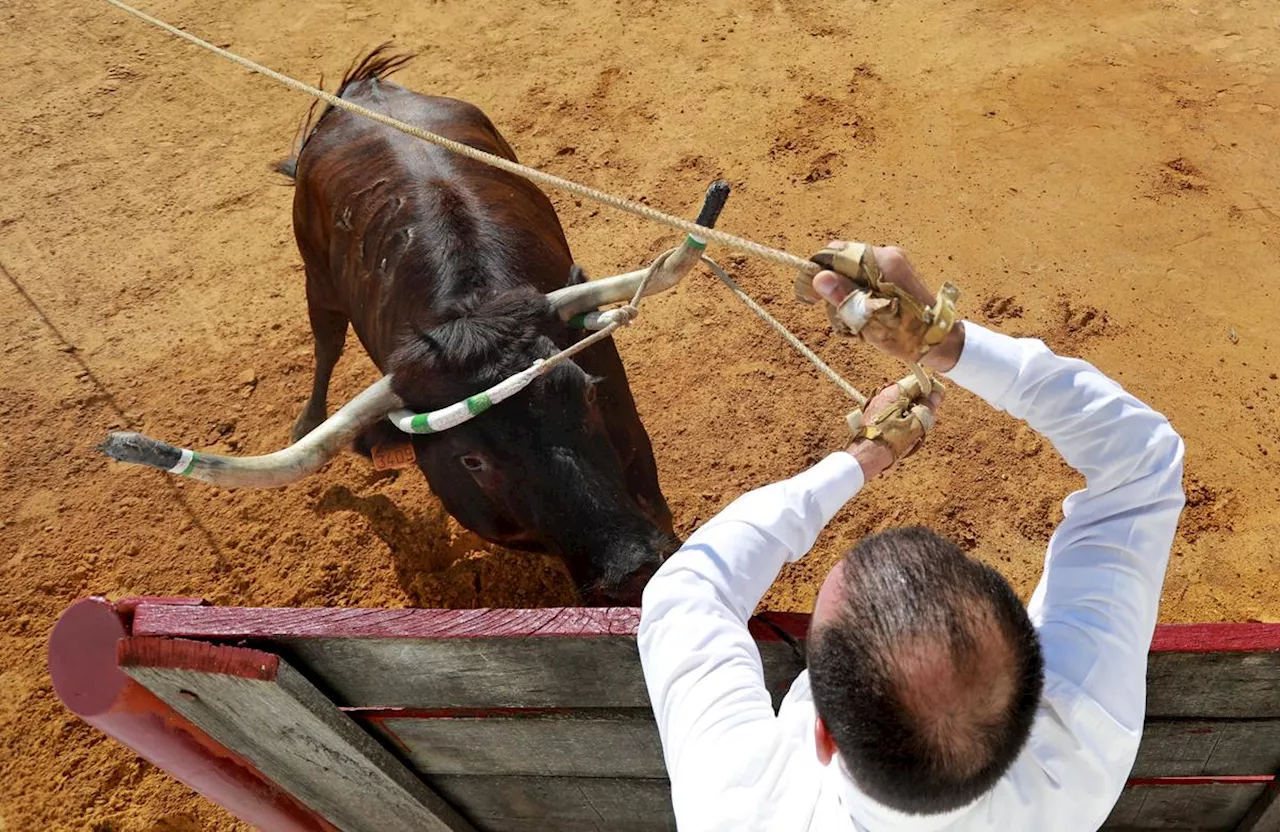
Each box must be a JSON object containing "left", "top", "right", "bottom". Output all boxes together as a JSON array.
[
  {"left": 102, "top": 0, "right": 884, "bottom": 408},
  {"left": 104, "top": 0, "right": 822, "bottom": 277}
]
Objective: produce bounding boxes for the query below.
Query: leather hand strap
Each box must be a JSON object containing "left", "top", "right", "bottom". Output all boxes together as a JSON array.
[
  {"left": 846, "top": 373, "right": 941, "bottom": 461},
  {"left": 799, "top": 244, "right": 961, "bottom": 361}
]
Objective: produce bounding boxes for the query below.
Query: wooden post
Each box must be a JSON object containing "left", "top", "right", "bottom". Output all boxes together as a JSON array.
[
  {"left": 119, "top": 636, "right": 476, "bottom": 832},
  {"left": 47, "top": 597, "right": 338, "bottom": 832}
]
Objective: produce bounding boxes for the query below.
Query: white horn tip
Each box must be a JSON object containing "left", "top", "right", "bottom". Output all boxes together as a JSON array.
[{"left": 98, "top": 431, "right": 186, "bottom": 472}]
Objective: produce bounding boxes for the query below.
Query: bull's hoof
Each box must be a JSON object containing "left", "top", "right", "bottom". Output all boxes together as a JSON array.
[{"left": 291, "top": 410, "right": 325, "bottom": 443}]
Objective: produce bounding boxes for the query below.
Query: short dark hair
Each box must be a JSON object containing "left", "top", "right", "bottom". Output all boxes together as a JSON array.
[{"left": 807, "top": 526, "right": 1044, "bottom": 815}]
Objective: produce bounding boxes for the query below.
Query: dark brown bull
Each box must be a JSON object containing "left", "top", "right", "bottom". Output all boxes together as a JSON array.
[{"left": 101, "top": 45, "right": 729, "bottom": 604}]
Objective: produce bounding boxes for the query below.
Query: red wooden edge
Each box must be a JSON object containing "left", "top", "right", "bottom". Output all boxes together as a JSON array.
[
  {"left": 119, "top": 636, "right": 280, "bottom": 681},
  {"left": 48, "top": 597, "right": 338, "bottom": 832},
  {"left": 1148, "top": 623, "right": 1280, "bottom": 653},
  {"left": 1125, "top": 776, "right": 1277, "bottom": 787},
  {"left": 130, "top": 605, "right": 803, "bottom": 642},
  {"left": 345, "top": 706, "right": 653, "bottom": 720},
  {"left": 131, "top": 602, "right": 1280, "bottom": 651},
  {"left": 133, "top": 604, "right": 641, "bottom": 639}
]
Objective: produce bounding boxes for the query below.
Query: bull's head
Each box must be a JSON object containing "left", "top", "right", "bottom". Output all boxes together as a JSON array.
[
  {"left": 360, "top": 278, "right": 682, "bottom": 605},
  {"left": 100, "top": 182, "right": 729, "bottom": 605}
]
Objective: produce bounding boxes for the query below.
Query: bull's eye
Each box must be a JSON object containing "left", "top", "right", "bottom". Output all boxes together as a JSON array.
[{"left": 460, "top": 454, "right": 486, "bottom": 472}]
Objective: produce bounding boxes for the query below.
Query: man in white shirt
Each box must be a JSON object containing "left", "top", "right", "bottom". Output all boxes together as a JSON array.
[{"left": 637, "top": 243, "right": 1187, "bottom": 831}]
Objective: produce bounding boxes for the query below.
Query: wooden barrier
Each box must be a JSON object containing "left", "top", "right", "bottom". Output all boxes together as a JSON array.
[{"left": 51, "top": 597, "right": 1280, "bottom": 832}]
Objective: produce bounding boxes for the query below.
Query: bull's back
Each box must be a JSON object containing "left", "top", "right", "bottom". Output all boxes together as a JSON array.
[
  {"left": 297, "top": 84, "right": 520, "bottom": 198},
  {"left": 290, "top": 81, "right": 574, "bottom": 361}
]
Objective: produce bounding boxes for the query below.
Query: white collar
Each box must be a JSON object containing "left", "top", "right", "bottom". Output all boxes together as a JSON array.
[{"left": 824, "top": 755, "right": 975, "bottom": 831}]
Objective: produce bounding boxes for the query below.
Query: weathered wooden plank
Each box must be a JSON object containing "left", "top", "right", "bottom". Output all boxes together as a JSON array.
[
  {"left": 286, "top": 635, "right": 645, "bottom": 708},
  {"left": 1237, "top": 782, "right": 1280, "bottom": 832},
  {"left": 1132, "top": 721, "right": 1280, "bottom": 777},
  {"left": 481, "top": 821, "right": 670, "bottom": 832},
  {"left": 366, "top": 710, "right": 666, "bottom": 778},
  {"left": 1103, "top": 783, "right": 1269, "bottom": 831},
  {"left": 1147, "top": 653, "right": 1280, "bottom": 718},
  {"left": 275, "top": 637, "right": 1266, "bottom": 714},
  {"left": 272, "top": 637, "right": 803, "bottom": 710},
  {"left": 426, "top": 774, "right": 675, "bottom": 826},
  {"left": 361, "top": 712, "right": 1280, "bottom": 781},
  {"left": 119, "top": 637, "right": 475, "bottom": 832}
]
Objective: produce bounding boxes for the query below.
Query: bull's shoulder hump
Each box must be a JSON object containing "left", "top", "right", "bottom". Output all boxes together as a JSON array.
[{"left": 337, "top": 84, "right": 492, "bottom": 127}]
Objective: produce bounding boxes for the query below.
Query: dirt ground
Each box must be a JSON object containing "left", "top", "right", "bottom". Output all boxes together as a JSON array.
[{"left": 2, "top": 0, "right": 1277, "bottom": 827}]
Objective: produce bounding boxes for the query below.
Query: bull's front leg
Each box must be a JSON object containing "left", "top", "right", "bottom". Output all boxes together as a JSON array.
[{"left": 291, "top": 300, "right": 350, "bottom": 442}]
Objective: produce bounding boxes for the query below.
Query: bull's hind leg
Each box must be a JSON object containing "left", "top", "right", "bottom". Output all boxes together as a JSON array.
[{"left": 291, "top": 300, "right": 349, "bottom": 442}]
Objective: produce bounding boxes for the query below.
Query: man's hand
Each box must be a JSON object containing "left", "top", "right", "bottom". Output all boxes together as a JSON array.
[
  {"left": 810, "top": 242, "right": 966, "bottom": 372},
  {"left": 846, "top": 377, "right": 945, "bottom": 481}
]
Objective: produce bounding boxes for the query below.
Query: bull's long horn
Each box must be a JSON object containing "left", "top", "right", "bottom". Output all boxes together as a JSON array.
[
  {"left": 98, "top": 376, "right": 405, "bottom": 489},
  {"left": 547, "top": 180, "right": 731, "bottom": 321},
  {"left": 546, "top": 246, "right": 688, "bottom": 320}
]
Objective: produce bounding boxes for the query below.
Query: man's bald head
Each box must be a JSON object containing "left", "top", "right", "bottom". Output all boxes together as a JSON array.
[{"left": 807, "top": 526, "right": 1044, "bottom": 815}]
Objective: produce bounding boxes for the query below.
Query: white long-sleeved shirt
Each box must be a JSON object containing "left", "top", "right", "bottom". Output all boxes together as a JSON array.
[{"left": 638, "top": 321, "right": 1186, "bottom": 832}]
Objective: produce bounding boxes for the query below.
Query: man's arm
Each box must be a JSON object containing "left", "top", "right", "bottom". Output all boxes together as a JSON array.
[
  {"left": 637, "top": 374, "right": 939, "bottom": 826},
  {"left": 637, "top": 451, "right": 864, "bottom": 790},
  {"left": 942, "top": 320, "right": 1185, "bottom": 738},
  {"left": 930, "top": 320, "right": 1185, "bottom": 830},
  {"left": 813, "top": 245, "right": 1185, "bottom": 825},
  {"left": 815, "top": 248, "right": 1185, "bottom": 733}
]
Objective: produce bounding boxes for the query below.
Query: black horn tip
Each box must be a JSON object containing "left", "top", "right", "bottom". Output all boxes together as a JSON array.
[
  {"left": 695, "top": 179, "right": 731, "bottom": 229},
  {"left": 98, "top": 431, "right": 185, "bottom": 471}
]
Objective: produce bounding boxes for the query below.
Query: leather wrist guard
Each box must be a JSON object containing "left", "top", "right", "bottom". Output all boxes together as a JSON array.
[
  {"left": 847, "top": 373, "right": 941, "bottom": 461},
  {"left": 796, "top": 243, "right": 960, "bottom": 362}
]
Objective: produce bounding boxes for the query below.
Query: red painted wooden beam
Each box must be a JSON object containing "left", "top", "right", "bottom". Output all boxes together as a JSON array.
[
  {"left": 1127, "top": 776, "right": 1277, "bottom": 787},
  {"left": 127, "top": 605, "right": 810, "bottom": 642},
  {"left": 47, "top": 596, "right": 338, "bottom": 832},
  {"left": 1149, "top": 623, "right": 1280, "bottom": 653},
  {"left": 130, "top": 602, "right": 1280, "bottom": 651}
]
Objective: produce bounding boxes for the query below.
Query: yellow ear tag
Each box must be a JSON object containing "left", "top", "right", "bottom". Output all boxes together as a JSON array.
[{"left": 372, "top": 439, "right": 417, "bottom": 470}]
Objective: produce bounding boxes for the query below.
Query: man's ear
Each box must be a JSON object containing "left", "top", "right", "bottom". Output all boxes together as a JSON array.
[{"left": 815, "top": 715, "right": 838, "bottom": 766}]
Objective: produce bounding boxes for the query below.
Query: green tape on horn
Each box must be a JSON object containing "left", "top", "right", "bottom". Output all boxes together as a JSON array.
[
  {"left": 567, "top": 313, "right": 589, "bottom": 329},
  {"left": 410, "top": 413, "right": 436, "bottom": 433},
  {"left": 466, "top": 393, "right": 492, "bottom": 415},
  {"left": 684, "top": 234, "right": 708, "bottom": 251},
  {"left": 181, "top": 452, "right": 199, "bottom": 476}
]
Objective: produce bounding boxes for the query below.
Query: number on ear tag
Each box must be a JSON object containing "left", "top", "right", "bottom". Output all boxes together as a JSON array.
[{"left": 372, "top": 440, "right": 417, "bottom": 470}]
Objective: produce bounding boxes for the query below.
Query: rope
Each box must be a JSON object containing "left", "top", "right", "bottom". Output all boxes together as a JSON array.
[
  {"left": 541, "top": 319, "right": 628, "bottom": 371},
  {"left": 103, "top": 0, "right": 823, "bottom": 278},
  {"left": 102, "top": 0, "right": 887, "bottom": 416},
  {"left": 701, "top": 257, "right": 867, "bottom": 406}
]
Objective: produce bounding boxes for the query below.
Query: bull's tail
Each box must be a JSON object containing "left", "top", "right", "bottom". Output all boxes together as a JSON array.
[
  {"left": 274, "top": 42, "right": 418, "bottom": 182},
  {"left": 335, "top": 41, "right": 417, "bottom": 93}
]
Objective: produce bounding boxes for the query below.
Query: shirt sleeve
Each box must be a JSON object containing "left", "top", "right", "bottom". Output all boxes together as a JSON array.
[
  {"left": 943, "top": 321, "right": 1187, "bottom": 828},
  {"left": 637, "top": 451, "right": 864, "bottom": 802}
]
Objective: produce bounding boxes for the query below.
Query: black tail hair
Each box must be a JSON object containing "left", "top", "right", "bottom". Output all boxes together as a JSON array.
[{"left": 272, "top": 41, "right": 418, "bottom": 181}]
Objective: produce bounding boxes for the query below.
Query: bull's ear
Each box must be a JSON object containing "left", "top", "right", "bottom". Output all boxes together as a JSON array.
[
  {"left": 352, "top": 419, "right": 409, "bottom": 460},
  {"left": 534, "top": 334, "right": 563, "bottom": 360},
  {"left": 565, "top": 263, "right": 587, "bottom": 287}
]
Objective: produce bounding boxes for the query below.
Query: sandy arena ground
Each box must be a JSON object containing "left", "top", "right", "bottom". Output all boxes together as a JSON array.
[{"left": 2, "top": 0, "right": 1278, "bottom": 827}]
